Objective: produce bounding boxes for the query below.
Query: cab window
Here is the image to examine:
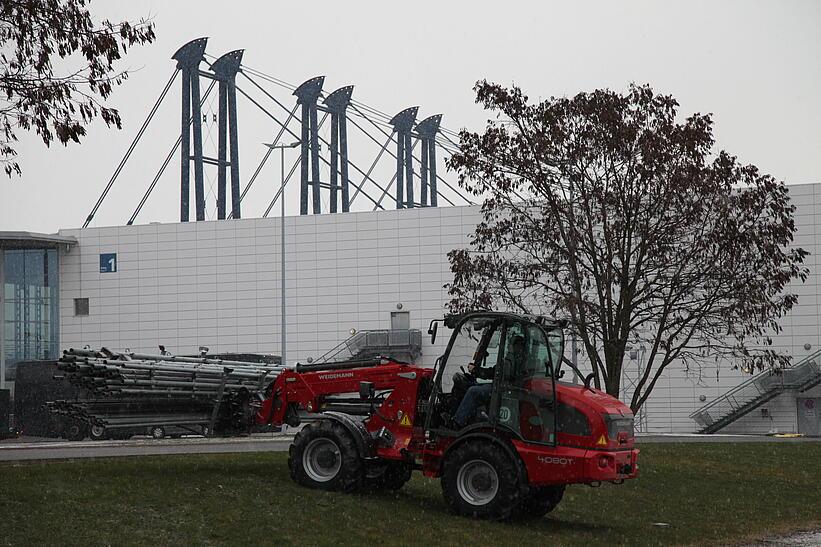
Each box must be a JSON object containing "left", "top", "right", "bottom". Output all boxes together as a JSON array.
[
  {"left": 494, "top": 321, "right": 558, "bottom": 445},
  {"left": 439, "top": 317, "right": 500, "bottom": 394}
]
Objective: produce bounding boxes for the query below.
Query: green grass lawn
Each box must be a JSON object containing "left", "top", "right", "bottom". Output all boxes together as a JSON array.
[{"left": 1, "top": 443, "right": 820, "bottom": 546}]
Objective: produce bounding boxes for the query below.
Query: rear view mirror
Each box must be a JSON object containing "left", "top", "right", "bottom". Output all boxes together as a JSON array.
[{"left": 428, "top": 320, "right": 439, "bottom": 345}]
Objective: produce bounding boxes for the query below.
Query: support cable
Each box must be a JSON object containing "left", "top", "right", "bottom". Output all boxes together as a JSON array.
[
  {"left": 345, "top": 113, "right": 455, "bottom": 206},
  {"left": 233, "top": 59, "right": 466, "bottom": 146},
  {"left": 127, "top": 80, "right": 216, "bottom": 225},
  {"left": 374, "top": 138, "right": 416, "bottom": 210},
  {"left": 259, "top": 111, "right": 329, "bottom": 217},
  {"left": 84, "top": 69, "right": 178, "bottom": 228},
  {"left": 227, "top": 104, "right": 299, "bottom": 219},
  {"left": 441, "top": 131, "right": 461, "bottom": 149},
  {"left": 435, "top": 143, "right": 520, "bottom": 205},
  {"left": 236, "top": 77, "right": 302, "bottom": 141},
  {"left": 348, "top": 103, "right": 472, "bottom": 206},
  {"left": 348, "top": 133, "right": 393, "bottom": 205},
  {"left": 235, "top": 63, "right": 469, "bottom": 204},
  {"left": 262, "top": 142, "right": 386, "bottom": 216},
  {"left": 238, "top": 74, "right": 388, "bottom": 209},
  {"left": 262, "top": 155, "right": 300, "bottom": 218},
  {"left": 369, "top": 139, "right": 456, "bottom": 209}
]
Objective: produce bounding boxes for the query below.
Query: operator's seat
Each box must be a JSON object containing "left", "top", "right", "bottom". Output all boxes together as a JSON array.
[
  {"left": 515, "top": 377, "right": 554, "bottom": 443},
  {"left": 519, "top": 399, "right": 545, "bottom": 441}
]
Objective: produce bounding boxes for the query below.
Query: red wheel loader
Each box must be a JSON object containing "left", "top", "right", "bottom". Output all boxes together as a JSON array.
[{"left": 255, "top": 311, "right": 639, "bottom": 520}]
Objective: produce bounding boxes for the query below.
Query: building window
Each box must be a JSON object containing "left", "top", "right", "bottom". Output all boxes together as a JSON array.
[
  {"left": 3, "top": 248, "right": 60, "bottom": 383},
  {"left": 391, "top": 311, "right": 410, "bottom": 330},
  {"left": 74, "top": 298, "right": 89, "bottom": 317}
]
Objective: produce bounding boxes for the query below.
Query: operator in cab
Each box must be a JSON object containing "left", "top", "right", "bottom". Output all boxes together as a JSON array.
[{"left": 451, "top": 335, "right": 527, "bottom": 429}]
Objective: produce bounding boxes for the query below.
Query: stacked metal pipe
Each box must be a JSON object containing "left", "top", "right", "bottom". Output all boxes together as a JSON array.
[
  {"left": 57, "top": 348, "right": 285, "bottom": 398},
  {"left": 46, "top": 399, "right": 214, "bottom": 431},
  {"left": 51, "top": 348, "right": 287, "bottom": 433}
]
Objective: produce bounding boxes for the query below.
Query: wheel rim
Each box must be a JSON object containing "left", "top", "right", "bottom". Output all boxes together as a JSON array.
[
  {"left": 456, "top": 459, "right": 499, "bottom": 506},
  {"left": 152, "top": 427, "right": 164, "bottom": 438},
  {"left": 90, "top": 425, "right": 105, "bottom": 438},
  {"left": 303, "top": 438, "right": 342, "bottom": 483}
]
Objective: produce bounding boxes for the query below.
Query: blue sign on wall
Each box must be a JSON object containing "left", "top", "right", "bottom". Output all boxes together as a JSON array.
[{"left": 100, "top": 253, "right": 117, "bottom": 273}]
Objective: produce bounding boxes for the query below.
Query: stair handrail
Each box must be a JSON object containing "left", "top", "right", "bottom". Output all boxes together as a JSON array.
[
  {"left": 689, "top": 347, "right": 821, "bottom": 419},
  {"left": 313, "top": 329, "right": 423, "bottom": 364}
]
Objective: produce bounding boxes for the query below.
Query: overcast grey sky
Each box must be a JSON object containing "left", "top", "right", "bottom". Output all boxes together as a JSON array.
[{"left": 3, "top": 0, "right": 820, "bottom": 233}]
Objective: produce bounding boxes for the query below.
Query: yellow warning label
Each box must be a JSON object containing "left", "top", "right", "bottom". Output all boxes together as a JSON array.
[
  {"left": 596, "top": 435, "right": 607, "bottom": 446},
  {"left": 399, "top": 414, "right": 412, "bottom": 427}
]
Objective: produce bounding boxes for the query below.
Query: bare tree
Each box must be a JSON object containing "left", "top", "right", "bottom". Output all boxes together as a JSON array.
[
  {"left": 0, "top": 0, "right": 156, "bottom": 176},
  {"left": 447, "top": 82, "right": 808, "bottom": 411}
]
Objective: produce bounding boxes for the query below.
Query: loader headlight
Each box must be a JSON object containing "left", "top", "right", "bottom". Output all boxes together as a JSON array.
[{"left": 604, "top": 414, "right": 634, "bottom": 439}]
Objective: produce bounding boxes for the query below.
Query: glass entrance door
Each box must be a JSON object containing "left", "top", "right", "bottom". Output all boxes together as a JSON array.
[{"left": 3, "top": 249, "right": 59, "bottom": 384}]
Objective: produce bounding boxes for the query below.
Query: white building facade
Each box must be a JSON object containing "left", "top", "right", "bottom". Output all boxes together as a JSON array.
[{"left": 3, "top": 184, "right": 820, "bottom": 434}]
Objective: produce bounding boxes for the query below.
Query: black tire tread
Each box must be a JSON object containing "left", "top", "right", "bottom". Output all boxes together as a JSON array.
[
  {"left": 519, "top": 485, "right": 565, "bottom": 517},
  {"left": 441, "top": 440, "right": 523, "bottom": 520},
  {"left": 288, "top": 420, "right": 363, "bottom": 492},
  {"left": 364, "top": 461, "right": 413, "bottom": 491}
]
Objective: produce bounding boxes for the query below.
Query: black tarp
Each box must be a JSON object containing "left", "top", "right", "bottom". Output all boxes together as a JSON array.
[
  {"left": 0, "top": 389, "right": 10, "bottom": 437},
  {"left": 13, "top": 360, "right": 86, "bottom": 437}
]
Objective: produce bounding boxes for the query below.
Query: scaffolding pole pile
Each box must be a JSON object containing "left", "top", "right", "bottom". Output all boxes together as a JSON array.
[{"left": 49, "top": 348, "right": 286, "bottom": 435}]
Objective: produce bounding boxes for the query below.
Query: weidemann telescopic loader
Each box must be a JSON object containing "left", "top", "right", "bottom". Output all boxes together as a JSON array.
[{"left": 256, "top": 311, "right": 639, "bottom": 520}]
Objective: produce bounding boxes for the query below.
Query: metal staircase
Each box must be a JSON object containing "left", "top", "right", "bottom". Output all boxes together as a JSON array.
[
  {"left": 312, "top": 329, "right": 423, "bottom": 365},
  {"left": 690, "top": 350, "right": 821, "bottom": 434}
]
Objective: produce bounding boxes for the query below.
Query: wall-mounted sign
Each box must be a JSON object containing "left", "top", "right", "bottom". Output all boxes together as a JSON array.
[{"left": 100, "top": 253, "right": 117, "bottom": 273}]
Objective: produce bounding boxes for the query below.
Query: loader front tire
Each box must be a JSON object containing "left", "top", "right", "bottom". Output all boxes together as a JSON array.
[
  {"left": 289, "top": 420, "right": 362, "bottom": 492},
  {"left": 441, "top": 440, "right": 523, "bottom": 520},
  {"left": 518, "top": 485, "right": 565, "bottom": 517}
]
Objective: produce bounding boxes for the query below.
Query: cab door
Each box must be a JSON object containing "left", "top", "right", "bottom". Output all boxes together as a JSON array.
[
  {"left": 425, "top": 315, "right": 503, "bottom": 431},
  {"left": 491, "top": 321, "right": 559, "bottom": 445}
]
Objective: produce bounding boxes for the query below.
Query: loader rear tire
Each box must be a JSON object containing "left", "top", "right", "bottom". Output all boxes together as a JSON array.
[
  {"left": 289, "top": 420, "right": 362, "bottom": 492},
  {"left": 518, "top": 485, "right": 565, "bottom": 517},
  {"left": 365, "top": 461, "right": 412, "bottom": 491},
  {"left": 441, "top": 440, "right": 523, "bottom": 520}
]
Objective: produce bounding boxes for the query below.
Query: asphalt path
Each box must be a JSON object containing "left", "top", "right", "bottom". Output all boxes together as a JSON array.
[
  {"left": 635, "top": 433, "right": 821, "bottom": 443},
  {"left": 1, "top": 432, "right": 818, "bottom": 462},
  {"left": 745, "top": 529, "right": 821, "bottom": 546},
  {"left": 0, "top": 435, "right": 294, "bottom": 462}
]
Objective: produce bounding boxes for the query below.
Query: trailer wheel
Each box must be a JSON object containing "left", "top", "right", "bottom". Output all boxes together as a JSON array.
[
  {"left": 89, "top": 425, "right": 108, "bottom": 441},
  {"left": 441, "top": 441, "right": 523, "bottom": 520},
  {"left": 289, "top": 420, "right": 362, "bottom": 492},
  {"left": 365, "top": 461, "right": 413, "bottom": 491},
  {"left": 63, "top": 421, "right": 86, "bottom": 441},
  {"left": 518, "top": 485, "right": 565, "bottom": 517},
  {"left": 150, "top": 426, "right": 166, "bottom": 440}
]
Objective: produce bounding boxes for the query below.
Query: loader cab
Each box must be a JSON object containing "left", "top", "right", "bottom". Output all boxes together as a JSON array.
[{"left": 427, "top": 312, "right": 564, "bottom": 445}]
